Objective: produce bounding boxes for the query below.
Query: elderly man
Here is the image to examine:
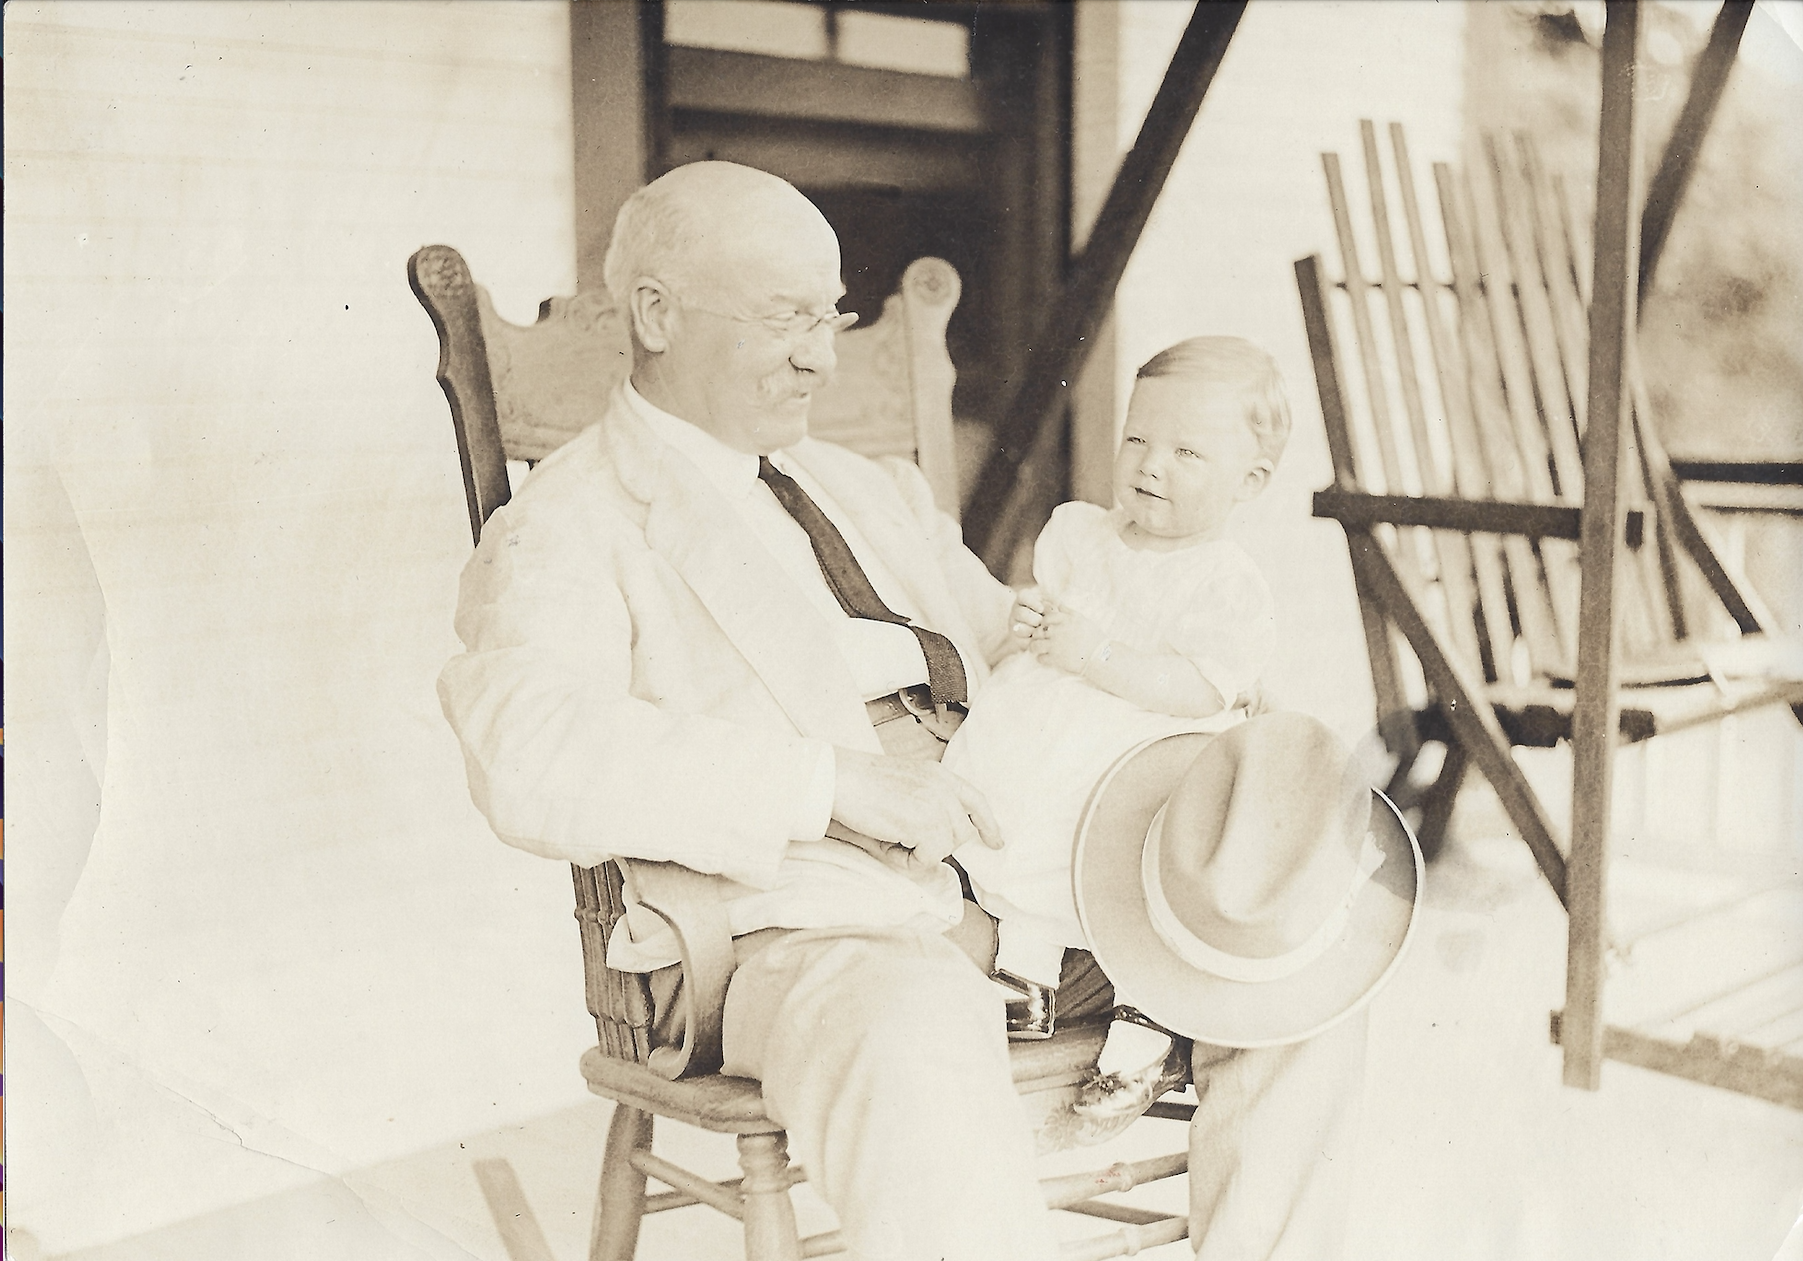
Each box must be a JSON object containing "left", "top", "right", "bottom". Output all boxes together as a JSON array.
[{"left": 440, "top": 161, "right": 1365, "bottom": 1260}]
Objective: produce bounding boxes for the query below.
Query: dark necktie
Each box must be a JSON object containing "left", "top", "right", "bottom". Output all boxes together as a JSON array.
[{"left": 757, "top": 456, "right": 967, "bottom": 706}]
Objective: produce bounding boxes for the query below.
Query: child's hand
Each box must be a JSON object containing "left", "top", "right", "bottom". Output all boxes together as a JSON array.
[
  {"left": 1033, "top": 606, "right": 1108, "bottom": 676},
  {"left": 1010, "top": 586, "right": 1049, "bottom": 643}
]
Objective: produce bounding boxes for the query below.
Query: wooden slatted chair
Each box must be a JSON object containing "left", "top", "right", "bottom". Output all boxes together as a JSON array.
[
  {"left": 1295, "top": 120, "right": 1803, "bottom": 874},
  {"left": 1294, "top": 121, "right": 1803, "bottom": 1109},
  {"left": 409, "top": 245, "right": 1198, "bottom": 1260}
]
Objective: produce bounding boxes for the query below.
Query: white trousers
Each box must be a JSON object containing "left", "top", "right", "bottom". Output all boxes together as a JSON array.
[
  {"left": 722, "top": 925, "right": 1061, "bottom": 1260},
  {"left": 719, "top": 924, "right": 1367, "bottom": 1261}
]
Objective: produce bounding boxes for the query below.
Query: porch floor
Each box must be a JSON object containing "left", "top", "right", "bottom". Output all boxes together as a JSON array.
[{"left": 26, "top": 784, "right": 1803, "bottom": 1261}]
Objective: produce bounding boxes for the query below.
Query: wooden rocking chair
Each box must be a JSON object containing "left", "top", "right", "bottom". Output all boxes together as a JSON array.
[
  {"left": 1295, "top": 116, "right": 1803, "bottom": 1107},
  {"left": 409, "top": 245, "right": 1198, "bottom": 1260}
]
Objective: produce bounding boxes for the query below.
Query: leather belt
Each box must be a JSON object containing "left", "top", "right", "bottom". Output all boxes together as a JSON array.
[{"left": 867, "top": 683, "right": 954, "bottom": 726}]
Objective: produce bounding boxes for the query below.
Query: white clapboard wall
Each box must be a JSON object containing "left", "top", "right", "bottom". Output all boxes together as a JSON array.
[{"left": 5, "top": 3, "right": 594, "bottom": 1252}]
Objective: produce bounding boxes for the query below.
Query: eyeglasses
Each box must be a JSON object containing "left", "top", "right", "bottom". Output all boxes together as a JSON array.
[{"left": 678, "top": 296, "right": 858, "bottom": 340}]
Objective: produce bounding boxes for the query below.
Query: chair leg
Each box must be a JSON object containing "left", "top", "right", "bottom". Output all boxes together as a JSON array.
[
  {"left": 736, "top": 1131, "right": 803, "bottom": 1261},
  {"left": 590, "top": 1106, "right": 654, "bottom": 1261},
  {"left": 1415, "top": 740, "right": 1469, "bottom": 862}
]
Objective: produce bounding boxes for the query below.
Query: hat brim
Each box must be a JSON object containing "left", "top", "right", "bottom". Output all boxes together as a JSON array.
[{"left": 1074, "top": 732, "right": 1422, "bottom": 1049}]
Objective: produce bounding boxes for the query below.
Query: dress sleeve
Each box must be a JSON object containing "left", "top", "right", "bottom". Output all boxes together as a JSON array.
[
  {"left": 1167, "top": 550, "right": 1276, "bottom": 708},
  {"left": 1030, "top": 500, "right": 1105, "bottom": 603}
]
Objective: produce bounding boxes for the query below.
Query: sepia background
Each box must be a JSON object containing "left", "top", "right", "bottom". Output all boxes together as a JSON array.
[{"left": 7, "top": 1, "right": 1802, "bottom": 1257}]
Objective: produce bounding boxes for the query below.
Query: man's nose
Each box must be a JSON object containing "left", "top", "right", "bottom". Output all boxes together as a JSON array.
[{"left": 789, "top": 325, "right": 838, "bottom": 376}]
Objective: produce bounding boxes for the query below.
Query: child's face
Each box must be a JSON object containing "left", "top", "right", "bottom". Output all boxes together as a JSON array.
[{"left": 1114, "top": 377, "right": 1273, "bottom": 544}]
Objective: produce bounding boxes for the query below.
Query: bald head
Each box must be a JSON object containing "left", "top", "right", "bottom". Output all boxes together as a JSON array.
[
  {"left": 602, "top": 162, "right": 841, "bottom": 310},
  {"left": 605, "top": 163, "right": 849, "bottom": 454}
]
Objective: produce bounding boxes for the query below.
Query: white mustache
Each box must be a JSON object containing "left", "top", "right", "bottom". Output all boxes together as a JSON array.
[{"left": 757, "top": 367, "right": 813, "bottom": 403}]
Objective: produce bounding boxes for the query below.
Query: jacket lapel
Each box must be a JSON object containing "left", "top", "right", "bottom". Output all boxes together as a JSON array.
[
  {"left": 787, "top": 440, "right": 989, "bottom": 688},
  {"left": 601, "top": 391, "right": 883, "bottom": 753}
]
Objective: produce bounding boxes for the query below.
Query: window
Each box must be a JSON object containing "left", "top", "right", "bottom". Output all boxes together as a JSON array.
[{"left": 664, "top": 1, "right": 972, "bottom": 79}]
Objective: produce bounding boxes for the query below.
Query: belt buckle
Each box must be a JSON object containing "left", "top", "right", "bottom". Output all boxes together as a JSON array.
[{"left": 897, "top": 684, "right": 936, "bottom": 719}]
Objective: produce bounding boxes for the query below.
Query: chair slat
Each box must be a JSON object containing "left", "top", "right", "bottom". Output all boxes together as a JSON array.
[
  {"left": 1391, "top": 125, "right": 1516, "bottom": 679},
  {"left": 1436, "top": 165, "right": 1569, "bottom": 680},
  {"left": 1296, "top": 255, "right": 1418, "bottom": 742},
  {"left": 1515, "top": 141, "right": 1680, "bottom": 654},
  {"left": 1485, "top": 135, "right": 1587, "bottom": 501},
  {"left": 1360, "top": 121, "right": 1487, "bottom": 676},
  {"left": 1464, "top": 159, "right": 1585, "bottom": 665},
  {"left": 1323, "top": 154, "right": 1411, "bottom": 501}
]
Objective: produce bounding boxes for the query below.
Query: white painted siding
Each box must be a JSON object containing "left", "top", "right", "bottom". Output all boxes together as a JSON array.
[{"left": 5, "top": 3, "right": 585, "bottom": 1250}]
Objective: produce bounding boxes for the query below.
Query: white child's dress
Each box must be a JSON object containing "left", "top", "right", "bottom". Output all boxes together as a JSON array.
[{"left": 943, "top": 500, "right": 1276, "bottom": 986}]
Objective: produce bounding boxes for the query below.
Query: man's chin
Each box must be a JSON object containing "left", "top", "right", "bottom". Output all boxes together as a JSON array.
[{"left": 757, "top": 401, "right": 813, "bottom": 449}]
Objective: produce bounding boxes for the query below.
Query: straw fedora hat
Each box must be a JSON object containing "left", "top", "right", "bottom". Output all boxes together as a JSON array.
[{"left": 1073, "top": 713, "right": 1421, "bottom": 1049}]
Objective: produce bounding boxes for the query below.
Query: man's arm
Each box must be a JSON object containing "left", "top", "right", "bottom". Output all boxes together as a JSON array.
[{"left": 439, "top": 502, "right": 825, "bottom": 888}]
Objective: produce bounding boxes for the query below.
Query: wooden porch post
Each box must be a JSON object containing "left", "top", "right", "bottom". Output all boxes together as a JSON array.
[
  {"left": 1564, "top": 0, "right": 1643, "bottom": 1092},
  {"left": 965, "top": 0, "right": 1246, "bottom": 570},
  {"left": 571, "top": 0, "right": 663, "bottom": 294}
]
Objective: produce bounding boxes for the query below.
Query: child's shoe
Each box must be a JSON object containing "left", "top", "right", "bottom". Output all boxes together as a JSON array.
[{"left": 1070, "top": 1007, "right": 1188, "bottom": 1137}]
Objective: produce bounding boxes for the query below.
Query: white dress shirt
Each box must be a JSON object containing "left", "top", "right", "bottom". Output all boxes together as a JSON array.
[{"left": 624, "top": 382, "right": 947, "bottom": 845}]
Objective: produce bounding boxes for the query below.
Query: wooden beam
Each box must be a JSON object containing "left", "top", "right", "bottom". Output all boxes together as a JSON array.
[
  {"left": 1350, "top": 532, "right": 1570, "bottom": 904},
  {"left": 1639, "top": 0, "right": 1752, "bottom": 302},
  {"left": 1550, "top": 1011, "right": 1803, "bottom": 1111},
  {"left": 966, "top": 1, "right": 1247, "bottom": 567},
  {"left": 1565, "top": 0, "right": 1642, "bottom": 1094},
  {"left": 571, "top": 0, "right": 662, "bottom": 294},
  {"left": 665, "top": 45, "right": 989, "bottom": 134},
  {"left": 1313, "top": 489, "right": 1644, "bottom": 547}
]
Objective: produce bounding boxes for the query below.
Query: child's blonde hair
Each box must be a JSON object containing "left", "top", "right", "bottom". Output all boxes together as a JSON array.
[{"left": 1136, "top": 337, "right": 1291, "bottom": 466}]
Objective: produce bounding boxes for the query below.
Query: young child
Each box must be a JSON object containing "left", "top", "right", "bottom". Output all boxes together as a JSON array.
[{"left": 943, "top": 337, "right": 1288, "bottom": 1103}]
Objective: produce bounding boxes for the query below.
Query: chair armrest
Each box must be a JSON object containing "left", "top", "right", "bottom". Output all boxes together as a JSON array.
[
  {"left": 620, "top": 858, "right": 737, "bottom": 1081},
  {"left": 1312, "top": 489, "right": 1645, "bottom": 548}
]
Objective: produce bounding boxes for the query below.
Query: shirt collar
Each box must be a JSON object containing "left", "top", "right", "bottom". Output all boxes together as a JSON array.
[{"left": 624, "top": 380, "right": 763, "bottom": 500}]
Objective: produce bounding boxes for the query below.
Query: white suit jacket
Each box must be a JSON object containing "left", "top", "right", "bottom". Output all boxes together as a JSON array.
[{"left": 439, "top": 387, "right": 1017, "bottom": 969}]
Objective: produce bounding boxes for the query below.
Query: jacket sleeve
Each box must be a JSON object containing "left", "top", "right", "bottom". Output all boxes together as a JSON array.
[
  {"left": 437, "top": 497, "right": 823, "bottom": 888},
  {"left": 878, "top": 456, "right": 1019, "bottom": 669}
]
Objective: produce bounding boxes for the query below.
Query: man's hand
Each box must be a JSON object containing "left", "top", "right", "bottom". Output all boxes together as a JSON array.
[
  {"left": 1032, "top": 605, "right": 1108, "bottom": 677},
  {"left": 831, "top": 749, "right": 1003, "bottom": 872}
]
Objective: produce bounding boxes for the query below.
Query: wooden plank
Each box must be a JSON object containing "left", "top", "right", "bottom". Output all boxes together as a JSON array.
[
  {"left": 1485, "top": 134, "right": 1587, "bottom": 502},
  {"left": 665, "top": 44, "right": 988, "bottom": 134},
  {"left": 966, "top": 2, "right": 1246, "bottom": 565},
  {"left": 474, "top": 1159, "right": 560, "bottom": 1261},
  {"left": 1349, "top": 530, "right": 1569, "bottom": 904},
  {"left": 1325, "top": 152, "right": 1409, "bottom": 498},
  {"left": 1313, "top": 489, "right": 1645, "bottom": 543},
  {"left": 1466, "top": 156, "right": 1584, "bottom": 663},
  {"left": 1360, "top": 121, "right": 1485, "bottom": 673},
  {"left": 571, "top": 0, "right": 657, "bottom": 293},
  {"left": 1437, "top": 165, "right": 1568, "bottom": 679},
  {"left": 1550, "top": 1012, "right": 1803, "bottom": 1110},
  {"left": 1640, "top": 0, "right": 1754, "bottom": 298},
  {"left": 1296, "top": 255, "right": 1416, "bottom": 755},
  {"left": 1564, "top": 0, "right": 1642, "bottom": 1093},
  {"left": 1512, "top": 135, "right": 1677, "bottom": 652},
  {"left": 1392, "top": 124, "right": 1516, "bottom": 681}
]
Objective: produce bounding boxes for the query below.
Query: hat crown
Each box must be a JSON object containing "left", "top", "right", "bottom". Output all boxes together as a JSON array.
[{"left": 1152, "top": 714, "right": 1371, "bottom": 961}]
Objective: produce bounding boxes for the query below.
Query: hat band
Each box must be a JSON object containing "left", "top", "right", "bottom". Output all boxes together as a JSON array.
[{"left": 1140, "top": 805, "right": 1386, "bottom": 985}]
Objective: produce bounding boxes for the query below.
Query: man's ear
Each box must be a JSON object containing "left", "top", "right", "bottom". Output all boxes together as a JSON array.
[
  {"left": 626, "top": 279, "right": 677, "bottom": 354},
  {"left": 1237, "top": 458, "right": 1275, "bottom": 501}
]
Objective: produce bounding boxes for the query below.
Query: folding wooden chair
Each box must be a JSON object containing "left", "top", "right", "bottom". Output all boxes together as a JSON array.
[
  {"left": 409, "top": 245, "right": 1198, "bottom": 1259},
  {"left": 1295, "top": 119, "right": 1803, "bottom": 1107}
]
